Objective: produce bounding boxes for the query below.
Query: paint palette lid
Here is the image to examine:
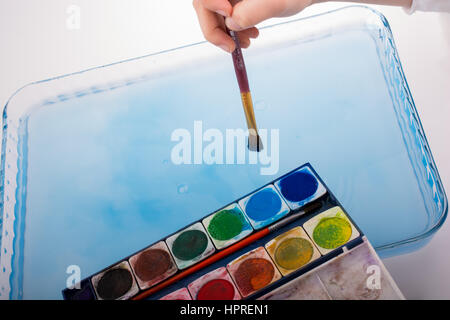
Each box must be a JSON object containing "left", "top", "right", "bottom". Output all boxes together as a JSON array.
[{"left": 0, "top": 6, "right": 447, "bottom": 299}]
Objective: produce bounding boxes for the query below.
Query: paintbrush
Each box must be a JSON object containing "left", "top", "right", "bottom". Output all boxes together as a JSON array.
[
  {"left": 132, "top": 201, "right": 322, "bottom": 300},
  {"left": 226, "top": 28, "right": 263, "bottom": 152}
]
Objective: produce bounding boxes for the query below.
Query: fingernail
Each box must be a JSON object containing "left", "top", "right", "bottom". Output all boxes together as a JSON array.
[
  {"left": 225, "top": 17, "right": 242, "bottom": 31},
  {"left": 219, "top": 44, "right": 230, "bottom": 53},
  {"left": 216, "top": 10, "right": 227, "bottom": 17}
]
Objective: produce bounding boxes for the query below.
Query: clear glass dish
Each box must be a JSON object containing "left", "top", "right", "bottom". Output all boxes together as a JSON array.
[{"left": 0, "top": 6, "right": 447, "bottom": 299}]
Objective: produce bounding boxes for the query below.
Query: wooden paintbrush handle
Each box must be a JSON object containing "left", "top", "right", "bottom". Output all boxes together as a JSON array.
[{"left": 227, "top": 28, "right": 250, "bottom": 93}]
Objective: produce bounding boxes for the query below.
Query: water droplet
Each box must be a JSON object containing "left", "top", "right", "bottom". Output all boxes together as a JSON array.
[{"left": 177, "top": 184, "right": 189, "bottom": 194}]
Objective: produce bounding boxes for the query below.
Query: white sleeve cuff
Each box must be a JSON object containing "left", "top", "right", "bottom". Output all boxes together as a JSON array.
[
  {"left": 404, "top": 0, "right": 450, "bottom": 14},
  {"left": 404, "top": 0, "right": 417, "bottom": 14}
]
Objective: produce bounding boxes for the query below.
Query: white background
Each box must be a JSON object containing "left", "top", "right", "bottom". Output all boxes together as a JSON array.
[{"left": 0, "top": 0, "right": 449, "bottom": 299}]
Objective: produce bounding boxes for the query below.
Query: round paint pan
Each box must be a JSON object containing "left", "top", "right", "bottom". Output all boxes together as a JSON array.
[
  {"left": 274, "top": 166, "right": 327, "bottom": 210},
  {"left": 202, "top": 203, "right": 253, "bottom": 249},
  {"left": 226, "top": 247, "right": 281, "bottom": 298},
  {"left": 265, "top": 226, "right": 321, "bottom": 275},
  {"left": 129, "top": 241, "right": 178, "bottom": 290},
  {"left": 303, "top": 206, "right": 360, "bottom": 255},
  {"left": 90, "top": 261, "right": 139, "bottom": 300},
  {"left": 166, "top": 222, "right": 215, "bottom": 269},
  {"left": 238, "top": 184, "right": 290, "bottom": 230},
  {"left": 187, "top": 267, "right": 241, "bottom": 300}
]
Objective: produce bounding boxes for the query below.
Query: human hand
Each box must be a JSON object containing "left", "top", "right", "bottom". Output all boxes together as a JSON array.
[{"left": 193, "top": 0, "right": 315, "bottom": 52}]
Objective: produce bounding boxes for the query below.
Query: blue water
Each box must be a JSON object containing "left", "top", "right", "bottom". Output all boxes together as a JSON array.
[{"left": 10, "top": 29, "right": 438, "bottom": 299}]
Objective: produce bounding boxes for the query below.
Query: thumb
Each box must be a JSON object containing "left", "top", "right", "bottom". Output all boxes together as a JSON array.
[{"left": 225, "top": 0, "right": 295, "bottom": 31}]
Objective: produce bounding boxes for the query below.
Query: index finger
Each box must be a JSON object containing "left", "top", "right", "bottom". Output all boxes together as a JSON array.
[
  {"left": 193, "top": 0, "right": 236, "bottom": 52},
  {"left": 200, "top": 0, "right": 233, "bottom": 17}
]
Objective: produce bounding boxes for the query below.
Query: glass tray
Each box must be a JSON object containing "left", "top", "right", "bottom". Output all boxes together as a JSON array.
[{"left": 0, "top": 6, "right": 447, "bottom": 299}]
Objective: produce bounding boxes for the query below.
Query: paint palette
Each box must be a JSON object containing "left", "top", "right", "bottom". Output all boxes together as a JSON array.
[
  {"left": 145, "top": 164, "right": 403, "bottom": 300},
  {"left": 238, "top": 185, "right": 290, "bottom": 229},
  {"left": 274, "top": 166, "right": 327, "bottom": 210},
  {"left": 61, "top": 163, "right": 404, "bottom": 300},
  {"left": 203, "top": 204, "right": 252, "bottom": 249},
  {"left": 166, "top": 223, "right": 215, "bottom": 270}
]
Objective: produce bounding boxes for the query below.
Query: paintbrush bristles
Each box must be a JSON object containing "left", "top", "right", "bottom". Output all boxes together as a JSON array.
[{"left": 248, "top": 131, "right": 263, "bottom": 152}]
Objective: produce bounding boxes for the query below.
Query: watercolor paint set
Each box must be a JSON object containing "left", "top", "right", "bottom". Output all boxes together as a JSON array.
[{"left": 62, "top": 163, "right": 403, "bottom": 300}]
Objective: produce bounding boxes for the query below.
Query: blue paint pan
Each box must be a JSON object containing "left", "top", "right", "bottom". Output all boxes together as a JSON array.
[
  {"left": 238, "top": 185, "right": 290, "bottom": 230},
  {"left": 274, "top": 166, "right": 327, "bottom": 210}
]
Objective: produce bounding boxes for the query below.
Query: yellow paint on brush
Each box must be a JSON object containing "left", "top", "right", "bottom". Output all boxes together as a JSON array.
[
  {"left": 240, "top": 92, "right": 258, "bottom": 133},
  {"left": 240, "top": 91, "right": 262, "bottom": 151}
]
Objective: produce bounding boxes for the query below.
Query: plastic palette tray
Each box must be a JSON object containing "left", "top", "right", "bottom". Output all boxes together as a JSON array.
[
  {"left": 141, "top": 164, "right": 367, "bottom": 300},
  {"left": 0, "top": 6, "right": 447, "bottom": 299}
]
